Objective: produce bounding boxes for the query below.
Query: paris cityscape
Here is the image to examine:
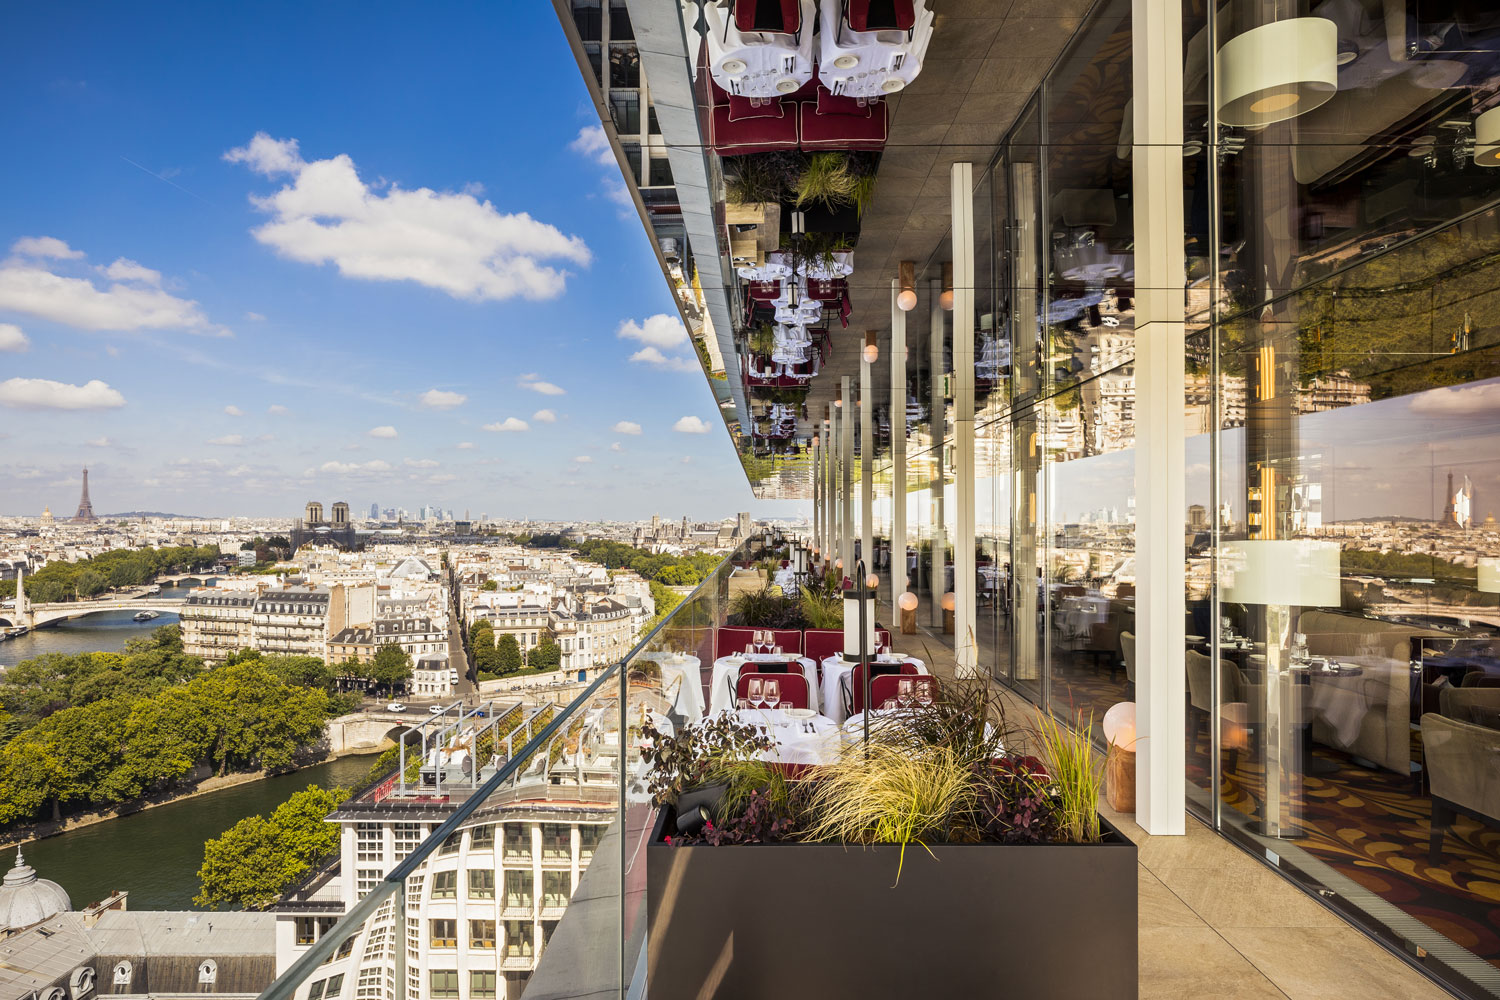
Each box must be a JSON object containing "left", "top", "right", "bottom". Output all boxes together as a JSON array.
[{"left": 5, "top": 2, "right": 1500, "bottom": 1000}]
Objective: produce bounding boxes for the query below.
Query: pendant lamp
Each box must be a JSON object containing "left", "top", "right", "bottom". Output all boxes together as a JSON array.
[{"left": 1217, "top": 17, "right": 1338, "bottom": 127}]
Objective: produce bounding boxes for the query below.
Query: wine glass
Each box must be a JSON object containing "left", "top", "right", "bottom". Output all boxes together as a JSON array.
[
  {"left": 764, "top": 679, "right": 780, "bottom": 711},
  {"left": 747, "top": 677, "right": 763, "bottom": 708},
  {"left": 915, "top": 680, "right": 934, "bottom": 707},
  {"left": 897, "top": 679, "right": 913, "bottom": 707}
]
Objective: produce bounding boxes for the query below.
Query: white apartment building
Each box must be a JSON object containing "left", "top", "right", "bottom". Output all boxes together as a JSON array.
[
  {"left": 273, "top": 707, "right": 615, "bottom": 1000},
  {"left": 328, "top": 617, "right": 447, "bottom": 664},
  {"left": 552, "top": 598, "right": 632, "bottom": 672},
  {"left": 179, "top": 591, "right": 257, "bottom": 663}
]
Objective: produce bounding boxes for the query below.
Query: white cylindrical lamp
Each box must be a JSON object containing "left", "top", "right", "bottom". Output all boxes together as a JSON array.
[{"left": 1216, "top": 18, "right": 1338, "bottom": 128}]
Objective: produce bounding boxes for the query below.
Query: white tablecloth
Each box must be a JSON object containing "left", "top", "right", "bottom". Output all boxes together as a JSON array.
[
  {"left": 819, "top": 654, "right": 928, "bottom": 723},
  {"left": 710, "top": 654, "right": 820, "bottom": 714},
  {"left": 727, "top": 708, "right": 842, "bottom": 767},
  {"left": 653, "top": 655, "right": 704, "bottom": 722}
]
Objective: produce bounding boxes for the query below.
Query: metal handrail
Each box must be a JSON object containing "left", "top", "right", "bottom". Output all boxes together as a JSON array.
[{"left": 257, "top": 539, "right": 745, "bottom": 999}]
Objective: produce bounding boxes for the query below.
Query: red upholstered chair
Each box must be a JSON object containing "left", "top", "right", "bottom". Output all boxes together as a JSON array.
[
  {"left": 868, "top": 673, "right": 939, "bottom": 712},
  {"left": 709, "top": 84, "right": 800, "bottom": 155},
  {"left": 748, "top": 280, "right": 782, "bottom": 302},
  {"left": 803, "top": 628, "right": 843, "bottom": 663},
  {"left": 846, "top": 661, "right": 921, "bottom": 716},
  {"left": 717, "top": 626, "right": 803, "bottom": 657},
  {"left": 798, "top": 87, "right": 889, "bottom": 151},
  {"left": 735, "top": 0, "right": 804, "bottom": 33},
  {"left": 736, "top": 671, "right": 811, "bottom": 709},
  {"left": 847, "top": 0, "right": 917, "bottom": 32}
]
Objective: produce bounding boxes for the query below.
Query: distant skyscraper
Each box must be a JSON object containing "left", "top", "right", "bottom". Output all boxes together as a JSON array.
[
  {"left": 1444, "top": 472, "right": 1473, "bottom": 529},
  {"left": 737, "top": 511, "right": 752, "bottom": 538},
  {"left": 370, "top": 502, "right": 380, "bottom": 519},
  {"left": 72, "top": 467, "right": 97, "bottom": 523}
]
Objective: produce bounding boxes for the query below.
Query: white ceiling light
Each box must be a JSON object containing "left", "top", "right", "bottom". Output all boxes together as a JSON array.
[
  {"left": 1216, "top": 17, "right": 1338, "bottom": 127},
  {"left": 1475, "top": 107, "right": 1500, "bottom": 167}
]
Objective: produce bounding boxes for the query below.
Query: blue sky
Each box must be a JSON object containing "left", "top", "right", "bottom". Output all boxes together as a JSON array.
[{"left": 0, "top": 3, "right": 795, "bottom": 521}]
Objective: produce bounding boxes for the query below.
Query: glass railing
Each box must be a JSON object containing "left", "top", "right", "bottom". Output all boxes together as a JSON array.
[{"left": 257, "top": 534, "right": 776, "bottom": 1000}]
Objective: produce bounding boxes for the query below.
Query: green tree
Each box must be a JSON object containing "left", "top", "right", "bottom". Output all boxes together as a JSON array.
[
  {"left": 195, "top": 784, "right": 348, "bottom": 909},
  {"left": 480, "top": 580, "right": 499, "bottom": 592},
  {"left": 370, "top": 643, "right": 413, "bottom": 696},
  {"left": 496, "top": 634, "right": 522, "bottom": 675},
  {"left": 531, "top": 632, "right": 561, "bottom": 671}
]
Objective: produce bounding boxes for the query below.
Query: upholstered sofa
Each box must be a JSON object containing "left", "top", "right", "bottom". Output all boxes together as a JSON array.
[
  {"left": 1421, "top": 711, "right": 1500, "bottom": 862},
  {"left": 708, "top": 81, "right": 887, "bottom": 155}
]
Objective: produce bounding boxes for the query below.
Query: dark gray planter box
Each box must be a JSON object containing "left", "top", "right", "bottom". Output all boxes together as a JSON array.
[{"left": 645, "top": 808, "right": 1138, "bottom": 999}]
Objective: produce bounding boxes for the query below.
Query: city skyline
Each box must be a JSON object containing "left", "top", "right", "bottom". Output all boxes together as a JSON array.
[{"left": 0, "top": 3, "right": 806, "bottom": 521}]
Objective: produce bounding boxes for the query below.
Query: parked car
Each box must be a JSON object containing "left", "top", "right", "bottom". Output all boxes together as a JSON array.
[
  {"left": 387, "top": 702, "right": 406, "bottom": 712},
  {"left": 429, "top": 705, "right": 446, "bottom": 714}
]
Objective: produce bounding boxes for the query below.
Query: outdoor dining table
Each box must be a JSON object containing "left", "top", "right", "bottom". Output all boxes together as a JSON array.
[
  {"left": 651, "top": 653, "right": 705, "bottom": 722},
  {"left": 728, "top": 707, "right": 842, "bottom": 767},
  {"left": 819, "top": 653, "right": 929, "bottom": 724},
  {"left": 709, "top": 653, "right": 821, "bottom": 714}
]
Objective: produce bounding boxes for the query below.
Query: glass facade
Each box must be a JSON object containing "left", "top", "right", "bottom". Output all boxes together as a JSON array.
[{"left": 870, "top": 1, "right": 1500, "bottom": 995}]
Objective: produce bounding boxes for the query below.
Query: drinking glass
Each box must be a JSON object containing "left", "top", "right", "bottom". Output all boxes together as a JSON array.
[
  {"left": 916, "top": 680, "right": 934, "bottom": 707},
  {"left": 773, "top": 645, "right": 783, "bottom": 655},
  {"left": 746, "top": 643, "right": 755, "bottom": 655},
  {"left": 737, "top": 698, "right": 750, "bottom": 710},
  {"left": 764, "top": 679, "right": 780, "bottom": 711},
  {"left": 897, "top": 679, "right": 913, "bottom": 707},
  {"left": 747, "top": 677, "right": 763, "bottom": 708}
]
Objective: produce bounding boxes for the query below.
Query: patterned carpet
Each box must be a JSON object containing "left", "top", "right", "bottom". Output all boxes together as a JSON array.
[
  {"left": 1045, "top": 651, "right": 1500, "bottom": 968},
  {"left": 1203, "top": 733, "right": 1500, "bottom": 967}
]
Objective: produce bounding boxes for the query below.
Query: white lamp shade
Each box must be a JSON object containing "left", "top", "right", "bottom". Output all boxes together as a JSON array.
[
  {"left": 1216, "top": 17, "right": 1338, "bottom": 128},
  {"left": 1479, "top": 557, "right": 1500, "bottom": 594},
  {"left": 842, "top": 591, "right": 878, "bottom": 653},
  {"left": 897, "top": 591, "right": 919, "bottom": 612},
  {"left": 1102, "top": 701, "right": 1137, "bottom": 751},
  {"left": 1220, "top": 540, "right": 1341, "bottom": 606},
  {"left": 1476, "top": 108, "right": 1500, "bottom": 167}
]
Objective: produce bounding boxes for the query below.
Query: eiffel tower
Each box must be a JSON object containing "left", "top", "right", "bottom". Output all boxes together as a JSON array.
[{"left": 72, "top": 467, "right": 97, "bottom": 523}]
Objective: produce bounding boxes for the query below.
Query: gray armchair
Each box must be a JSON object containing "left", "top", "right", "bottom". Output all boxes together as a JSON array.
[
  {"left": 1120, "top": 631, "right": 1136, "bottom": 686},
  {"left": 1420, "top": 712, "right": 1500, "bottom": 863}
]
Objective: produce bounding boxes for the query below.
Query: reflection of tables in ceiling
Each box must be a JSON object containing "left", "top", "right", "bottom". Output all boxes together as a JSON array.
[{"left": 726, "top": 201, "right": 782, "bottom": 267}]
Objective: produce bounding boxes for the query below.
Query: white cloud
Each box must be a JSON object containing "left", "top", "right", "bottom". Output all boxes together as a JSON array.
[
  {"left": 673, "top": 415, "right": 711, "bottom": 434},
  {"left": 618, "top": 313, "right": 688, "bottom": 349},
  {"left": 682, "top": 455, "right": 694, "bottom": 464},
  {"left": 225, "top": 132, "right": 590, "bottom": 301},
  {"left": 256, "top": 433, "right": 275, "bottom": 442},
  {"left": 101, "top": 258, "right": 161, "bottom": 286},
  {"left": 630, "top": 346, "right": 699, "bottom": 372},
  {"left": 0, "top": 323, "right": 29, "bottom": 352},
  {"left": 208, "top": 434, "right": 244, "bottom": 446},
  {"left": 573, "top": 455, "right": 593, "bottom": 463},
  {"left": 605, "top": 176, "right": 633, "bottom": 207},
  {"left": 86, "top": 436, "right": 111, "bottom": 447},
  {"left": 420, "top": 388, "right": 467, "bottom": 410},
  {"left": 246, "top": 311, "right": 267, "bottom": 322},
  {"left": 224, "top": 405, "right": 244, "bottom": 416},
  {"left": 455, "top": 441, "right": 476, "bottom": 450},
  {"left": 531, "top": 408, "right": 557, "bottom": 423},
  {"left": 368, "top": 425, "right": 398, "bottom": 438},
  {"left": 483, "top": 417, "right": 529, "bottom": 433},
  {"left": 267, "top": 404, "right": 289, "bottom": 415},
  {"left": 0, "top": 238, "right": 230, "bottom": 336},
  {"left": 405, "top": 458, "right": 440, "bottom": 468},
  {"left": 318, "top": 459, "right": 392, "bottom": 475},
  {"left": 569, "top": 125, "right": 615, "bottom": 166},
  {"left": 612, "top": 420, "right": 642, "bottom": 435},
  {"left": 518, "top": 373, "right": 565, "bottom": 395},
  {"left": 609, "top": 441, "right": 624, "bottom": 452},
  {"left": 1409, "top": 381, "right": 1500, "bottom": 417},
  {"left": 10, "top": 236, "right": 83, "bottom": 260},
  {"left": 428, "top": 472, "right": 458, "bottom": 484},
  {"left": 0, "top": 377, "right": 125, "bottom": 410}
]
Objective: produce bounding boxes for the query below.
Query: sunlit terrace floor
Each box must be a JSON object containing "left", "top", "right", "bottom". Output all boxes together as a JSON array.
[{"left": 890, "top": 602, "right": 1455, "bottom": 1000}]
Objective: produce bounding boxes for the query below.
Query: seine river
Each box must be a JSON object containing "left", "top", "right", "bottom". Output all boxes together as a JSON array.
[{"left": 2, "top": 580, "right": 381, "bottom": 910}]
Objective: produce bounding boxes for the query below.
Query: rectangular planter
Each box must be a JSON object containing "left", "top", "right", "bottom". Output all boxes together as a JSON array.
[{"left": 646, "top": 808, "right": 1138, "bottom": 999}]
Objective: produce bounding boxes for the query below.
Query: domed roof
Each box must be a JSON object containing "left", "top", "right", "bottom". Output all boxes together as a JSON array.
[{"left": 0, "top": 849, "right": 72, "bottom": 932}]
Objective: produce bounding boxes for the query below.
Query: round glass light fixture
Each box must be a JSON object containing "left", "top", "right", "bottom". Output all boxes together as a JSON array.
[
  {"left": 1216, "top": 17, "right": 1337, "bottom": 127},
  {"left": 896, "top": 260, "right": 917, "bottom": 311},
  {"left": 834, "top": 558, "right": 844, "bottom": 571},
  {"left": 721, "top": 58, "right": 747, "bottom": 76},
  {"left": 1102, "top": 701, "right": 1137, "bottom": 751},
  {"left": 940, "top": 591, "right": 955, "bottom": 612},
  {"left": 863, "top": 330, "right": 879, "bottom": 364},
  {"left": 880, "top": 77, "right": 905, "bottom": 94},
  {"left": 775, "top": 77, "right": 799, "bottom": 94},
  {"left": 833, "top": 54, "right": 859, "bottom": 70},
  {"left": 865, "top": 573, "right": 880, "bottom": 590},
  {"left": 939, "top": 261, "right": 954, "bottom": 311},
  {"left": 1476, "top": 108, "right": 1500, "bottom": 167},
  {"left": 897, "top": 591, "right": 918, "bottom": 612}
]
